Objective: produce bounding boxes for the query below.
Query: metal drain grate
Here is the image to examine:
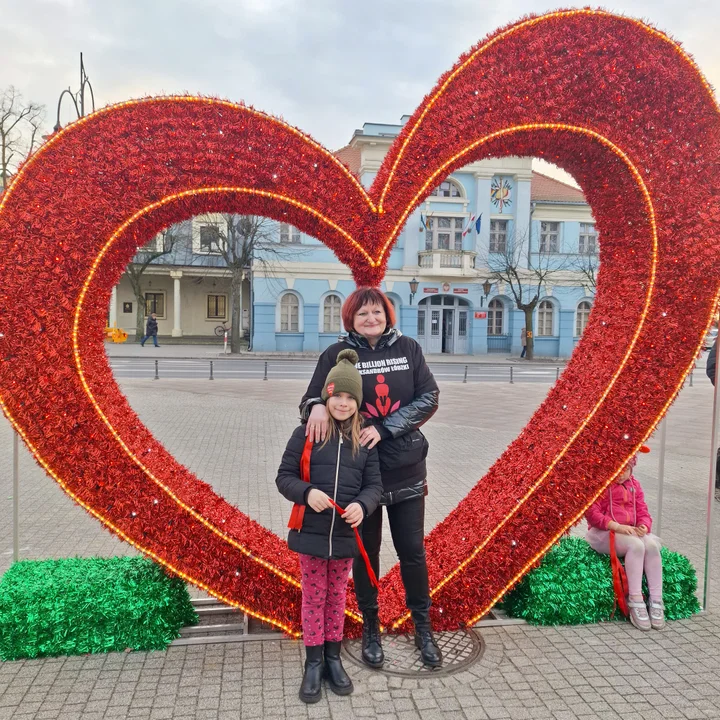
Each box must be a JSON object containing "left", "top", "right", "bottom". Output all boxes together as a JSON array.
[{"left": 343, "top": 629, "right": 484, "bottom": 677}]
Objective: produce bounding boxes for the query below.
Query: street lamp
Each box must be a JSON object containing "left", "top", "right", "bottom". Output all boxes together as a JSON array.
[
  {"left": 53, "top": 53, "right": 95, "bottom": 132},
  {"left": 481, "top": 279, "right": 493, "bottom": 307},
  {"left": 409, "top": 277, "right": 419, "bottom": 305}
]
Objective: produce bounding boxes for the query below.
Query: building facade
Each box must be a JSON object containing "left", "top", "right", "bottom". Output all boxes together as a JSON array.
[
  {"left": 110, "top": 117, "right": 598, "bottom": 358},
  {"left": 251, "top": 118, "right": 597, "bottom": 357}
]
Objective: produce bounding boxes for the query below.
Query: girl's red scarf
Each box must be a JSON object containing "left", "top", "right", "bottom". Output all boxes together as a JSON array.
[{"left": 288, "top": 435, "right": 378, "bottom": 589}]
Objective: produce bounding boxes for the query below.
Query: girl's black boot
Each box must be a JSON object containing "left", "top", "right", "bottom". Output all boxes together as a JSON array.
[
  {"left": 324, "top": 641, "right": 354, "bottom": 695},
  {"left": 299, "top": 644, "right": 324, "bottom": 703}
]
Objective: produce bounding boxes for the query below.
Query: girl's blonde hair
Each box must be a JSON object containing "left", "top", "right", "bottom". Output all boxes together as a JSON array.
[{"left": 321, "top": 410, "right": 363, "bottom": 457}]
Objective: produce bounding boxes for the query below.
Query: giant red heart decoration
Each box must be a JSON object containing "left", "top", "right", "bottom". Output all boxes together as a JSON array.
[{"left": 1, "top": 9, "right": 719, "bottom": 636}]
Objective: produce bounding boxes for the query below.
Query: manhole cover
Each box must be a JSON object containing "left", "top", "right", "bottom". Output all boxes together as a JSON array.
[{"left": 343, "top": 629, "right": 484, "bottom": 677}]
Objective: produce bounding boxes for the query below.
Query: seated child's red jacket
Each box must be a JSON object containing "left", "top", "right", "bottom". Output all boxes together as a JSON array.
[{"left": 585, "top": 476, "right": 653, "bottom": 532}]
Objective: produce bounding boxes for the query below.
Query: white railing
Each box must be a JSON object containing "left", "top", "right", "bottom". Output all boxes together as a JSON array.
[{"left": 417, "top": 251, "right": 476, "bottom": 274}]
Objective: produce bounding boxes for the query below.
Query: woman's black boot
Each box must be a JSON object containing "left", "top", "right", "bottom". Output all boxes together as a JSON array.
[
  {"left": 324, "top": 641, "right": 354, "bottom": 695},
  {"left": 414, "top": 627, "right": 442, "bottom": 667},
  {"left": 299, "top": 644, "right": 324, "bottom": 703},
  {"left": 361, "top": 610, "right": 384, "bottom": 668}
]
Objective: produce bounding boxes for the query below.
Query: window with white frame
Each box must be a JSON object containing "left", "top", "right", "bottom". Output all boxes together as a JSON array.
[
  {"left": 279, "top": 223, "right": 301, "bottom": 243},
  {"left": 489, "top": 219, "right": 508, "bottom": 254},
  {"left": 280, "top": 294, "right": 299, "bottom": 332},
  {"left": 576, "top": 300, "right": 592, "bottom": 336},
  {"left": 579, "top": 223, "right": 598, "bottom": 254},
  {"left": 429, "top": 180, "right": 463, "bottom": 198},
  {"left": 487, "top": 298, "right": 504, "bottom": 336},
  {"left": 538, "top": 299, "right": 554, "bottom": 336},
  {"left": 539, "top": 222, "right": 560, "bottom": 253},
  {"left": 425, "top": 216, "right": 464, "bottom": 251},
  {"left": 417, "top": 308, "right": 425, "bottom": 337},
  {"left": 199, "top": 224, "right": 221, "bottom": 253},
  {"left": 323, "top": 294, "right": 342, "bottom": 333}
]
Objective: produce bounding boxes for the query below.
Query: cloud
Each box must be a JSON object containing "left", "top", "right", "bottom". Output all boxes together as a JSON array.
[{"left": 2, "top": 0, "right": 719, "bottom": 157}]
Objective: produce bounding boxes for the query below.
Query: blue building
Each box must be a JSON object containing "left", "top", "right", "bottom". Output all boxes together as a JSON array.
[
  {"left": 251, "top": 117, "right": 597, "bottom": 357},
  {"left": 110, "top": 117, "right": 597, "bottom": 358}
]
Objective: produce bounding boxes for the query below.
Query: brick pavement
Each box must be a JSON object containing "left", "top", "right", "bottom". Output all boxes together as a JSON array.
[{"left": 1, "top": 375, "right": 719, "bottom": 719}]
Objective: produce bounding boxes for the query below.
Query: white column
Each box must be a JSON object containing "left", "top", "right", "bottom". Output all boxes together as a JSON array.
[
  {"left": 109, "top": 286, "right": 118, "bottom": 327},
  {"left": 170, "top": 270, "right": 183, "bottom": 337}
]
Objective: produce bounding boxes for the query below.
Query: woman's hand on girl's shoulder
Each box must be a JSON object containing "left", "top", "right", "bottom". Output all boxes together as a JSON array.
[
  {"left": 306, "top": 403, "right": 329, "bottom": 443},
  {"left": 359, "top": 425, "right": 382, "bottom": 449}
]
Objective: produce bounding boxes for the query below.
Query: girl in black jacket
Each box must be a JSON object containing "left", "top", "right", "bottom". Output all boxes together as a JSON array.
[{"left": 276, "top": 349, "right": 382, "bottom": 704}]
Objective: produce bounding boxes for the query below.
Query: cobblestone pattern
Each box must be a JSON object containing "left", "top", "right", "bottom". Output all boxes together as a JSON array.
[{"left": 1, "top": 376, "right": 719, "bottom": 718}]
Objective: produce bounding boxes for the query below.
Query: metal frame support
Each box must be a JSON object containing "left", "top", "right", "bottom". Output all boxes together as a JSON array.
[
  {"left": 703, "top": 355, "right": 720, "bottom": 611},
  {"left": 13, "top": 431, "right": 19, "bottom": 563},
  {"left": 655, "top": 417, "right": 667, "bottom": 537}
]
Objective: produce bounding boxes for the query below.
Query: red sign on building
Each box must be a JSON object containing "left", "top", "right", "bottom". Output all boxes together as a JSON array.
[
  {"left": 424, "top": 288, "right": 439, "bottom": 294},
  {"left": 474, "top": 311, "right": 487, "bottom": 319},
  {"left": 453, "top": 288, "right": 469, "bottom": 294}
]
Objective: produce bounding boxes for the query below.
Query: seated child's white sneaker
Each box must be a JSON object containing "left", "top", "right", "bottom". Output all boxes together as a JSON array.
[
  {"left": 648, "top": 599, "right": 666, "bottom": 630},
  {"left": 627, "top": 599, "right": 651, "bottom": 631}
]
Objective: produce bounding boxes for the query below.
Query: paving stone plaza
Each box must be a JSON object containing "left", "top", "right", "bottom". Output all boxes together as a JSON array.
[{"left": 1, "top": 371, "right": 720, "bottom": 720}]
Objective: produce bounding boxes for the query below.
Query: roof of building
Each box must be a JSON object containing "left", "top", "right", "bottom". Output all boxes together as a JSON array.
[
  {"left": 531, "top": 171, "right": 586, "bottom": 203},
  {"left": 333, "top": 144, "right": 362, "bottom": 177},
  {"left": 332, "top": 145, "right": 587, "bottom": 205}
]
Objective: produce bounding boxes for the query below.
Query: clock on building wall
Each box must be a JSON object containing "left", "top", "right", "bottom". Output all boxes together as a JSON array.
[
  {"left": 491, "top": 177, "right": 513, "bottom": 212},
  {"left": 123, "top": 302, "right": 133, "bottom": 313}
]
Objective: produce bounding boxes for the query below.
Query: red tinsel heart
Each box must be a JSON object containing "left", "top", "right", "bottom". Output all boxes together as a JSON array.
[{"left": 1, "top": 9, "right": 719, "bottom": 636}]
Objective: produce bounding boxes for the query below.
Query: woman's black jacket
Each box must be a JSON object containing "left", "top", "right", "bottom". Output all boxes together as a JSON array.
[{"left": 300, "top": 330, "right": 439, "bottom": 502}]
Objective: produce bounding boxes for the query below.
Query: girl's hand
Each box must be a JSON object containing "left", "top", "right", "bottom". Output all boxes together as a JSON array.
[
  {"left": 307, "top": 489, "right": 332, "bottom": 513},
  {"left": 614, "top": 524, "right": 638, "bottom": 536},
  {"left": 636, "top": 524, "right": 649, "bottom": 537},
  {"left": 306, "top": 404, "right": 329, "bottom": 443},
  {"left": 342, "top": 503, "right": 364, "bottom": 528},
  {"left": 359, "top": 425, "right": 382, "bottom": 449}
]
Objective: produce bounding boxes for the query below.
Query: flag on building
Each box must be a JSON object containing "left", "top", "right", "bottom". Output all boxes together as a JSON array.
[
  {"left": 475, "top": 214, "right": 482, "bottom": 234},
  {"left": 462, "top": 214, "right": 477, "bottom": 237},
  {"left": 419, "top": 213, "right": 427, "bottom": 232}
]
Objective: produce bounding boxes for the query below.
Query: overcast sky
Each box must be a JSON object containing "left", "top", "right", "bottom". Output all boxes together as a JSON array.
[{"left": 3, "top": 0, "right": 719, "bottom": 177}]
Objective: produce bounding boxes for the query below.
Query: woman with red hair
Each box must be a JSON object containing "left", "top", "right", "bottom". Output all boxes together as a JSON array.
[{"left": 300, "top": 287, "right": 441, "bottom": 668}]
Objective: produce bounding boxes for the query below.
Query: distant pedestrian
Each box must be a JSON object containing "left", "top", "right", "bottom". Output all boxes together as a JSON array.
[
  {"left": 585, "top": 448, "right": 665, "bottom": 631},
  {"left": 520, "top": 327, "right": 527, "bottom": 358},
  {"left": 277, "top": 349, "right": 382, "bottom": 703},
  {"left": 140, "top": 312, "right": 159, "bottom": 347}
]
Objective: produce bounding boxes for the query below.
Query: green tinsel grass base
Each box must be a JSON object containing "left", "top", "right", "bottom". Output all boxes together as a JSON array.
[
  {"left": 503, "top": 536, "right": 701, "bottom": 626},
  {"left": 0, "top": 557, "right": 198, "bottom": 661}
]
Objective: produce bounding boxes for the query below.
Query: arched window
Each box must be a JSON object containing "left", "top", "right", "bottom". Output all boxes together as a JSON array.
[
  {"left": 429, "top": 180, "right": 463, "bottom": 198},
  {"left": 280, "top": 293, "right": 299, "bottom": 332},
  {"left": 538, "top": 300, "right": 554, "bottom": 336},
  {"left": 576, "top": 300, "right": 592, "bottom": 336},
  {"left": 323, "top": 294, "right": 342, "bottom": 333},
  {"left": 487, "top": 298, "right": 504, "bottom": 336}
]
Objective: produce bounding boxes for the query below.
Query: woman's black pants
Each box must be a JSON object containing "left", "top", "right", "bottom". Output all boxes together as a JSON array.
[{"left": 353, "top": 495, "right": 432, "bottom": 628}]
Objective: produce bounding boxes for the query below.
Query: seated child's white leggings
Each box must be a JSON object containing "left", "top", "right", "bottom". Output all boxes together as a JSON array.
[{"left": 586, "top": 528, "right": 663, "bottom": 600}]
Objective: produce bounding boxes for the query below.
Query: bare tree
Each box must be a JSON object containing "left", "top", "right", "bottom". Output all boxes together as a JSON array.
[
  {"left": 481, "top": 229, "right": 571, "bottom": 360},
  {"left": 126, "top": 227, "right": 184, "bottom": 339},
  {"left": 571, "top": 249, "right": 600, "bottom": 292},
  {"left": 199, "top": 214, "right": 311, "bottom": 353},
  {"left": 1, "top": 87, "right": 45, "bottom": 190}
]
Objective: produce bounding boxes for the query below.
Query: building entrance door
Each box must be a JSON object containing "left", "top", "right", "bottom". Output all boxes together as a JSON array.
[
  {"left": 417, "top": 295, "right": 471, "bottom": 354},
  {"left": 442, "top": 309, "right": 454, "bottom": 354}
]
